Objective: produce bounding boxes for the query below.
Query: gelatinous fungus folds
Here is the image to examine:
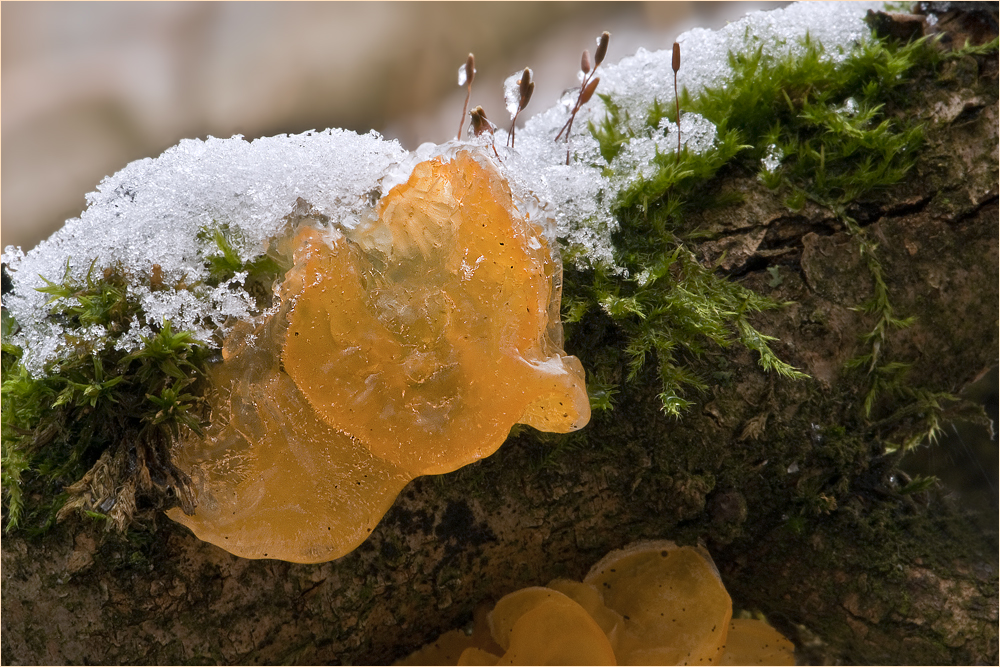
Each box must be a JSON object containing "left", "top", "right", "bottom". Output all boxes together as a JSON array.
[{"left": 167, "top": 149, "right": 590, "bottom": 563}]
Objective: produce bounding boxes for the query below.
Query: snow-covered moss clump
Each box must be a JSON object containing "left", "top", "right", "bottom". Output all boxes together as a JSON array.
[
  {"left": 498, "top": 1, "right": 882, "bottom": 271},
  {"left": 3, "top": 130, "right": 406, "bottom": 375},
  {"left": 2, "top": 1, "right": 883, "bottom": 376}
]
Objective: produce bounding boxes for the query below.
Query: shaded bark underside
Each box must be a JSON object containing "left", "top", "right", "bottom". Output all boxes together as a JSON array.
[{"left": 3, "top": 32, "right": 998, "bottom": 667}]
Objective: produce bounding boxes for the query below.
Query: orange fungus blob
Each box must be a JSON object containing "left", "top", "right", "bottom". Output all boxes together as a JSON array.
[
  {"left": 583, "top": 541, "right": 732, "bottom": 665},
  {"left": 717, "top": 618, "right": 796, "bottom": 666},
  {"left": 166, "top": 149, "right": 590, "bottom": 563},
  {"left": 489, "top": 587, "right": 618, "bottom": 665}
]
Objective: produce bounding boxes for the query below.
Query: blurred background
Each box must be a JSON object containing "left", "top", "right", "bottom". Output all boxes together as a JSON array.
[{"left": 1, "top": 1, "right": 786, "bottom": 253}]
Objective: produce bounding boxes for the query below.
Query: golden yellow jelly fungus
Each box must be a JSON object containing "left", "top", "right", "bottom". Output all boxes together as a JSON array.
[
  {"left": 717, "top": 619, "right": 795, "bottom": 666},
  {"left": 546, "top": 579, "right": 625, "bottom": 652},
  {"left": 399, "top": 602, "right": 503, "bottom": 666},
  {"left": 470, "top": 600, "right": 507, "bottom": 658},
  {"left": 489, "top": 587, "right": 565, "bottom": 650},
  {"left": 458, "top": 647, "right": 502, "bottom": 666},
  {"left": 284, "top": 151, "right": 589, "bottom": 475},
  {"left": 583, "top": 541, "right": 731, "bottom": 665},
  {"left": 490, "top": 588, "right": 617, "bottom": 665},
  {"left": 166, "top": 299, "right": 412, "bottom": 563},
  {"left": 167, "top": 148, "right": 589, "bottom": 563}
]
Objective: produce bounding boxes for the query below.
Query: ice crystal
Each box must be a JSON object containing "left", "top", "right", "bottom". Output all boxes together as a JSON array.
[
  {"left": 762, "top": 144, "right": 784, "bottom": 173},
  {"left": 503, "top": 70, "right": 530, "bottom": 119},
  {"left": 839, "top": 97, "right": 860, "bottom": 117}
]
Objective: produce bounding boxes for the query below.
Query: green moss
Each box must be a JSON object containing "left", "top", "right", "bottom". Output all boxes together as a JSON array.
[
  {"left": 197, "top": 222, "right": 291, "bottom": 310},
  {"left": 568, "top": 29, "right": 970, "bottom": 425},
  {"left": 0, "top": 226, "right": 295, "bottom": 534},
  {"left": 1, "top": 267, "right": 210, "bottom": 533},
  {"left": 564, "top": 251, "right": 807, "bottom": 418}
]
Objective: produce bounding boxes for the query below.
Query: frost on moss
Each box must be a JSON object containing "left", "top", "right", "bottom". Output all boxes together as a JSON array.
[
  {"left": 569, "top": 16, "right": 994, "bottom": 432},
  {"left": 2, "top": 130, "right": 408, "bottom": 377},
  {"left": 554, "top": 16, "right": 941, "bottom": 417}
]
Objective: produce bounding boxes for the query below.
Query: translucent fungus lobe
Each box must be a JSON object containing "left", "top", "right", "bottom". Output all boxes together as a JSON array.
[
  {"left": 717, "top": 618, "right": 795, "bottom": 666},
  {"left": 546, "top": 579, "right": 625, "bottom": 649},
  {"left": 166, "top": 301, "right": 411, "bottom": 563},
  {"left": 168, "top": 149, "right": 590, "bottom": 563},
  {"left": 284, "top": 152, "right": 590, "bottom": 475},
  {"left": 583, "top": 541, "right": 731, "bottom": 665},
  {"left": 489, "top": 588, "right": 617, "bottom": 665}
]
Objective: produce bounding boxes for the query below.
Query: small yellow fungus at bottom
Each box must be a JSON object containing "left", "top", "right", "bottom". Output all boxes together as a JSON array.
[
  {"left": 491, "top": 589, "right": 617, "bottom": 665},
  {"left": 459, "top": 647, "right": 502, "bottom": 666},
  {"left": 546, "top": 579, "right": 625, "bottom": 649},
  {"left": 400, "top": 541, "right": 795, "bottom": 666},
  {"left": 717, "top": 619, "right": 795, "bottom": 666},
  {"left": 584, "top": 540, "right": 731, "bottom": 665}
]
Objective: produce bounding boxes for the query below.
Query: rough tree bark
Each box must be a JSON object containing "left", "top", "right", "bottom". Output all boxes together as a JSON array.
[{"left": 2, "top": 16, "right": 997, "bottom": 667}]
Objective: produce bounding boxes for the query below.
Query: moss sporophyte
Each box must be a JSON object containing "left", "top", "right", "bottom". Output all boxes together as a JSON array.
[
  {"left": 1, "top": 5, "right": 980, "bottom": 558},
  {"left": 575, "top": 31, "right": 947, "bottom": 418}
]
